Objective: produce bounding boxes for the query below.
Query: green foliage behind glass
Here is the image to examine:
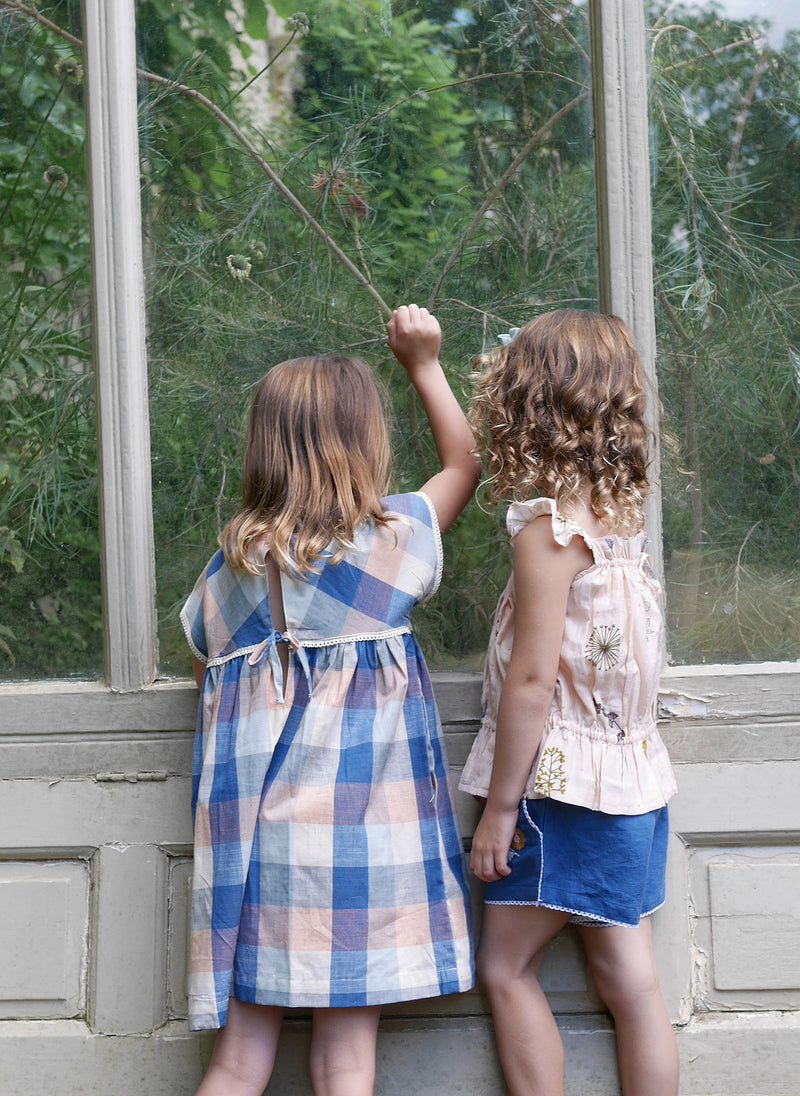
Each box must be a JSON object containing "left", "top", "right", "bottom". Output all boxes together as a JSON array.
[
  {"left": 649, "top": 0, "right": 800, "bottom": 661},
  {"left": 0, "top": 4, "right": 101, "bottom": 678},
  {"left": 136, "top": 0, "right": 597, "bottom": 676},
  {"left": 5, "top": 0, "right": 796, "bottom": 678}
]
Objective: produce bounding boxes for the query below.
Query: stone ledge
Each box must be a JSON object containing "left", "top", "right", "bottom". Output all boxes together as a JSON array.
[
  {"left": 2, "top": 1012, "right": 798, "bottom": 1095},
  {"left": 3, "top": 664, "right": 800, "bottom": 737}
]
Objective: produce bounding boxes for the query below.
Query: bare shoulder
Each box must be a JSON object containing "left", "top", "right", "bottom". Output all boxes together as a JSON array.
[
  {"left": 514, "top": 513, "right": 593, "bottom": 579},
  {"left": 561, "top": 496, "right": 638, "bottom": 539},
  {"left": 560, "top": 498, "right": 606, "bottom": 538}
]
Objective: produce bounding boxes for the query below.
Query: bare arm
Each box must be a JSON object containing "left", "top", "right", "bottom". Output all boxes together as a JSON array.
[
  {"left": 387, "top": 304, "right": 481, "bottom": 532},
  {"left": 192, "top": 655, "right": 205, "bottom": 690},
  {"left": 470, "top": 517, "right": 592, "bottom": 883}
]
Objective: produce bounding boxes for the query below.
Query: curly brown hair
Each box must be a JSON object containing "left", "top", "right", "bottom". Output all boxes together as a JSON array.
[
  {"left": 470, "top": 310, "right": 653, "bottom": 532},
  {"left": 223, "top": 355, "right": 393, "bottom": 576}
]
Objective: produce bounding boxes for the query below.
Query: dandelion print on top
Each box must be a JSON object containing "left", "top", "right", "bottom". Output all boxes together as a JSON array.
[{"left": 585, "top": 624, "right": 622, "bottom": 670}]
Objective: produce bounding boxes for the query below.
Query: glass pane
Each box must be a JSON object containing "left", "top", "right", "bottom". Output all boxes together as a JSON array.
[
  {"left": 135, "top": 0, "right": 597, "bottom": 676},
  {"left": 0, "top": 2, "right": 102, "bottom": 680},
  {"left": 651, "top": 0, "right": 800, "bottom": 662}
]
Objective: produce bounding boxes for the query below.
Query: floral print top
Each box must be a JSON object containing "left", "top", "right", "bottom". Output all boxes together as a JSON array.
[{"left": 458, "top": 498, "right": 677, "bottom": 815}]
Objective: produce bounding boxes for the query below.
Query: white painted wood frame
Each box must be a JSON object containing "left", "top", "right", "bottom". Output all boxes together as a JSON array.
[
  {"left": 83, "top": 0, "right": 158, "bottom": 691},
  {"left": 589, "top": 0, "right": 664, "bottom": 581},
  {"left": 2, "top": 2, "right": 799, "bottom": 1092}
]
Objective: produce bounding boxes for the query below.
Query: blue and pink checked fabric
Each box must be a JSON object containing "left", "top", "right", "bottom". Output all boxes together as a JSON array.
[{"left": 181, "top": 492, "right": 474, "bottom": 1030}]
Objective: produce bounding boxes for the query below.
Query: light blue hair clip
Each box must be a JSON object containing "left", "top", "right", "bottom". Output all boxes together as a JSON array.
[{"left": 498, "top": 327, "right": 520, "bottom": 345}]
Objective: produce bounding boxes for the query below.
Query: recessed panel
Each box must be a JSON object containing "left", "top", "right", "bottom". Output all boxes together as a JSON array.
[
  {"left": 167, "top": 858, "right": 193, "bottom": 1019},
  {"left": 710, "top": 860, "right": 800, "bottom": 991},
  {"left": 0, "top": 861, "right": 88, "bottom": 1017}
]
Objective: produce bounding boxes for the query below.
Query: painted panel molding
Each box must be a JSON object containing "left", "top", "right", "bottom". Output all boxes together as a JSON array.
[{"left": 0, "top": 861, "right": 88, "bottom": 1019}]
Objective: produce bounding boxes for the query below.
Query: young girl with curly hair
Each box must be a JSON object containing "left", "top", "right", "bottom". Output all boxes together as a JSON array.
[{"left": 459, "top": 310, "right": 679, "bottom": 1096}]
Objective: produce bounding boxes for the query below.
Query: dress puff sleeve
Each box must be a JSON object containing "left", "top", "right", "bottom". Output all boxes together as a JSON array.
[
  {"left": 180, "top": 549, "right": 274, "bottom": 667},
  {"left": 507, "top": 497, "right": 595, "bottom": 555},
  {"left": 180, "top": 563, "right": 211, "bottom": 664}
]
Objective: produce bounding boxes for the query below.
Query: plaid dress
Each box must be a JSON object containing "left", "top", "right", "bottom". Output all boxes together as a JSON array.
[{"left": 181, "top": 492, "right": 474, "bottom": 1030}]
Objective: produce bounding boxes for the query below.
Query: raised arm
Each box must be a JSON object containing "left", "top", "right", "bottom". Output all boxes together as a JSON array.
[{"left": 387, "top": 304, "right": 481, "bottom": 532}]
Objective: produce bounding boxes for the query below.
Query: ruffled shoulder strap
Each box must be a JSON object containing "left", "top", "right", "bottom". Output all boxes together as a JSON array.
[{"left": 506, "top": 497, "right": 596, "bottom": 555}]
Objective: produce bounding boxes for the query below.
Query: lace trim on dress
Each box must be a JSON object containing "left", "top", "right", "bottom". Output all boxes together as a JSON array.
[
  {"left": 416, "top": 490, "right": 443, "bottom": 602},
  {"left": 205, "top": 624, "right": 413, "bottom": 668},
  {"left": 208, "top": 624, "right": 415, "bottom": 704},
  {"left": 180, "top": 603, "right": 207, "bottom": 664},
  {"left": 483, "top": 896, "right": 666, "bottom": 927}
]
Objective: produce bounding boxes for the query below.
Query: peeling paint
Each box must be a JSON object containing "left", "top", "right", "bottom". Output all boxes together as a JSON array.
[
  {"left": 658, "top": 691, "right": 710, "bottom": 719},
  {"left": 95, "top": 771, "right": 169, "bottom": 783}
]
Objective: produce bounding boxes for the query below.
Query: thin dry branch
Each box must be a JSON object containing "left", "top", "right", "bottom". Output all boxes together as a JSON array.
[
  {"left": 1, "top": 0, "right": 392, "bottom": 317},
  {"left": 655, "top": 32, "right": 760, "bottom": 76},
  {"left": 427, "top": 89, "right": 591, "bottom": 307},
  {"left": 733, "top": 521, "right": 761, "bottom": 658},
  {"left": 723, "top": 45, "right": 771, "bottom": 218},
  {"left": 0, "top": 0, "right": 81, "bottom": 46}
]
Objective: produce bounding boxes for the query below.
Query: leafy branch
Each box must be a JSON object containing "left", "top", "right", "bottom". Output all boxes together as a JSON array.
[
  {"left": 3, "top": 1, "right": 595, "bottom": 324},
  {"left": 1, "top": 0, "right": 393, "bottom": 316},
  {"left": 427, "top": 87, "right": 591, "bottom": 307}
]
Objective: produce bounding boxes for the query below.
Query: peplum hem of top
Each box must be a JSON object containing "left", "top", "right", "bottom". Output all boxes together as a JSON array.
[{"left": 458, "top": 716, "right": 677, "bottom": 816}]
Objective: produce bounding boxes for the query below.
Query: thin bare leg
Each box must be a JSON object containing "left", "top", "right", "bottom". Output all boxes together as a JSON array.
[
  {"left": 195, "top": 998, "right": 283, "bottom": 1096},
  {"left": 578, "top": 918, "right": 679, "bottom": 1096},
  {"left": 309, "top": 1005, "right": 382, "bottom": 1096},
  {"left": 477, "top": 904, "right": 571, "bottom": 1096}
]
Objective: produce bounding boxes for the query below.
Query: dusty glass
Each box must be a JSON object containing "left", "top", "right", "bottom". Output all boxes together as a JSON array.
[
  {"left": 650, "top": 0, "right": 800, "bottom": 662},
  {"left": 135, "top": 0, "right": 598, "bottom": 676},
  {"left": 0, "top": 1, "right": 102, "bottom": 680}
]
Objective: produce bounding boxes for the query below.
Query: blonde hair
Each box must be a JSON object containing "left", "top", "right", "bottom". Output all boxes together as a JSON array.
[
  {"left": 223, "top": 356, "right": 393, "bottom": 576},
  {"left": 471, "top": 310, "right": 652, "bottom": 532}
]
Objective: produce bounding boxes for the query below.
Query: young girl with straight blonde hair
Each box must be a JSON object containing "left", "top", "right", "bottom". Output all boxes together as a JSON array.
[
  {"left": 460, "top": 309, "right": 679, "bottom": 1096},
  {"left": 182, "top": 305, "right": 479, "bottom": 1096}
]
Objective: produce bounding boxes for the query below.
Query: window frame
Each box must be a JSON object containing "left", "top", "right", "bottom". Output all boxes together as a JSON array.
[
  {"left": 5, "top": 0, "right": 788, "bottom": 694},
  {"left": 84, "top": 0, "right": 157, "bottom": 690},
  {"left": 589, "top": 0, "right": 664, "bottom": 583}
]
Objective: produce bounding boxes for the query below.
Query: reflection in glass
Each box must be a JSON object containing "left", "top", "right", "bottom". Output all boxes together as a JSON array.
[
  {"left": 135, "top": 0, "right": 597, "bottom": 676},
  {"left": 0, "top": 2, "right": 102, "bottom": 679},
  {"left": 651, "top": 0, "right": 800, "bottom": 661}
]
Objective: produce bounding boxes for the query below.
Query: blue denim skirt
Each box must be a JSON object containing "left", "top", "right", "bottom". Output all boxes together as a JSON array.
[{"left": 483, "top": 797, "right": 669, "bottom": 927}]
